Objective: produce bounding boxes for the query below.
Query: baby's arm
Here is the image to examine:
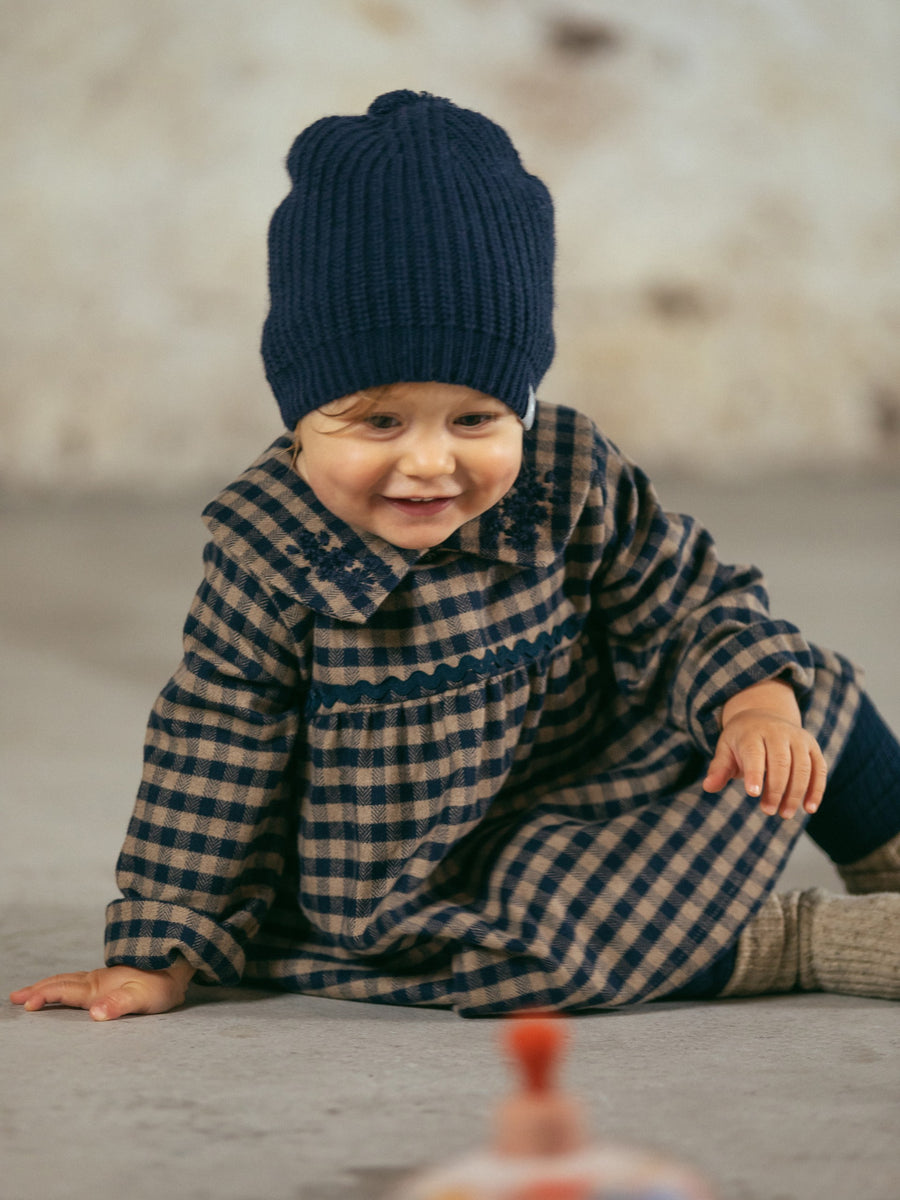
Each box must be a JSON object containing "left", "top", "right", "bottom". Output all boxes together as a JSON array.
[
  {"left": 703, "top": 678, "right": 827, "bottom": 819},
  {"left": 10, "top": 957, "right": 195, "bottom": 1022}
]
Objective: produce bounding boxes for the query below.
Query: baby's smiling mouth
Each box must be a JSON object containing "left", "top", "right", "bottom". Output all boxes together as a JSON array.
[
  {"left": 384, "top": 493, "right": 459, "bottom": 502},
  {"left": 383, "top": 495, "right": 458, "bottom": 512}
]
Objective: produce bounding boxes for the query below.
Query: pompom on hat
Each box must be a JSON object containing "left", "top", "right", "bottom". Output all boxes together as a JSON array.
[{"left": 261, "top": 89, "right": 555, "bottom": 430}]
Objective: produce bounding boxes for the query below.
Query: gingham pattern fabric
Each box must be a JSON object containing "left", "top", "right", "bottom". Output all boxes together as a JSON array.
[{"left": 106, "top": 403, "right": 862, "bottom": 1015}]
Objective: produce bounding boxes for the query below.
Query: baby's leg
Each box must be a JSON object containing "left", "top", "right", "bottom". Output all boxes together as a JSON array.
[
  {"left": 718, "top": 888, "right": 899, "bottom": 1000},
  {"left": 675, "top": 693, "right": 900, "bottom": 1002},
  {"left": 669, "top": 887, "right": 900, "bottom": 1001},
  {"left": 805, "top": 692, "right": 900, "bottom": 892}
]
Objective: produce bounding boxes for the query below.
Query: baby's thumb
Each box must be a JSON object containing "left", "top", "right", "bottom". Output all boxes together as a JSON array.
[{"left": 90, "top": 984, "right": 143, "bottom": 1022}]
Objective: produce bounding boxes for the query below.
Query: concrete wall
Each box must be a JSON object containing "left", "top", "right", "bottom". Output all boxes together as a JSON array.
[{"left": 3, "top": 0, "right": 899, "bottom": 492}]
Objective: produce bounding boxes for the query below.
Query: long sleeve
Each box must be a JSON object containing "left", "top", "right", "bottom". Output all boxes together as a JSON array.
[
  {"left": 105, "top": 541, "right": 307, "bottom": 985},
  {"left": 589, "top": 440, "right": 816, "bottom": 757}
]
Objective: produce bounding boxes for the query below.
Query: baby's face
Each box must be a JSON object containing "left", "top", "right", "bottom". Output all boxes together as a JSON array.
[{"left": 294, "top": 382, "right": 524, "bottom": 550}]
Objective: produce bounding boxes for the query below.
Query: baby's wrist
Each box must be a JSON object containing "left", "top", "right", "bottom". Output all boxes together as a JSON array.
[
  {"left": 721, "top": 678, "right": 802, "bottom": 729},
  {"left": 164, "top": 956, "right": 197, "bottom": 989}
]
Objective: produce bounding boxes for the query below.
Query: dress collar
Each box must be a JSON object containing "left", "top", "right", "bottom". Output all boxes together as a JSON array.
[{"left": 202, "top": 402, "right": 592, "bottom": 623}]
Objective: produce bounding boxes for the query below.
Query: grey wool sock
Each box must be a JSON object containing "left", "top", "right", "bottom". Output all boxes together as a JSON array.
[
  {"left": 837, "top": 829, "right": 900, "bottom": 895},
  {"left": 720, "top": 889, "right": 900, "bottom": 1001}
]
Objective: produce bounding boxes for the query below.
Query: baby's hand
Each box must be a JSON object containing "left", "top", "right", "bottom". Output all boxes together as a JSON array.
[
  {"left": 703, "top": 707, "right": 827, "bottom": 820},
  {"left": 9, "top": 960, "right": 194, "bottom": 1022}
]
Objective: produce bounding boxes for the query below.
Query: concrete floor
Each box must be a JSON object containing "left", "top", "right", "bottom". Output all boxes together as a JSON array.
[{"left": 2, "top": 473, "right": 899, "bottom": 1200}]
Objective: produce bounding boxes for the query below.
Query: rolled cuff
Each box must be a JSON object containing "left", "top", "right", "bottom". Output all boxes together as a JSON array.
[
  {"left": 105, "top": 899, "right": 245, "bottom": 986},
  {"left": 678, "top": 620, "right": 817, "bottom": 756}
]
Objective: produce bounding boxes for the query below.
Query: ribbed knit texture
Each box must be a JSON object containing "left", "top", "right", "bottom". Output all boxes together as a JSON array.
[
  {"left": 261, "top": 90, "right": 555, "bottom": 428},
  {"left": 719, "top": 891, "right": 801, "bottom": 996},
  {"left": 838, "top": 829, "right": 900, "bottom": 894},
  {"left": 720, "top": 888, "right": 900, "bottom": 1000},
  {"left": 799, "top": 890, "right": 900, "bottom": 997},
  {"left": 806, "top": 692, "right": 900, "bottom": 862}
]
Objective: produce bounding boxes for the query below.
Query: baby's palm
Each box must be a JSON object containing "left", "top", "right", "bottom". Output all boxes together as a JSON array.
[{"left": 10, "top": 963, "right": 190, "bottom": 1021}]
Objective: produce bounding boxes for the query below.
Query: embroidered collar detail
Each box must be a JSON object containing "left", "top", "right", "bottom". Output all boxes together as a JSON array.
[{"left": 201, "top": 403, "right": 593, "bottom": 623}]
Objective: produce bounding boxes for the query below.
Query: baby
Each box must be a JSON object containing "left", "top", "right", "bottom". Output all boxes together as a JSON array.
[{"left": 12, "top": 90, "right": 900, "bottom": 1021}]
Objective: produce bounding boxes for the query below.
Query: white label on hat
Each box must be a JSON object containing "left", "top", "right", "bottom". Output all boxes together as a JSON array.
[{"left": 523, "top": 385, "right": 537, "bottom": 430}]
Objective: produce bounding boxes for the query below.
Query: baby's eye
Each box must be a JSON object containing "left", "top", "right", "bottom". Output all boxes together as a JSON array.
[
  {"left": 455, "top": 413, "right": 497, "bottom": 428},
  {"left": 364, "top": 413, "right": 402, "bottom": 430}
]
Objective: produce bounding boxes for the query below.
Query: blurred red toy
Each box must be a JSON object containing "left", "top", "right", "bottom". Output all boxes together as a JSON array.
[{"left": 395, "top": 1014, "right": 716, "bottom": 1200}]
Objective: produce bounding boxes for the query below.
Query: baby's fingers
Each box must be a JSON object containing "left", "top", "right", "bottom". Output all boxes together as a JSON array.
[
  {"left": 798, "top": 742, "right": 827, "bottom": 817},
  {"left": 734, "top": 733, "right": 767, "bottom": 801},
  {"left": 755, "top": 737, "right": 790, "bottom": 815},
  {"left": 12, "top": 964, "right": 190, "bottom": 1021},
  {"left": 703, "top": 742, "right": 739, "bottom": 792},
  {"left": 765, "top": 741, "right": 827, "bottom": 820},
  {"left": 10, "top": 973, "right": 96, "bottom": 1013},
  {"left": 768, "top": 748, "right": 812, "bottom": 819}
]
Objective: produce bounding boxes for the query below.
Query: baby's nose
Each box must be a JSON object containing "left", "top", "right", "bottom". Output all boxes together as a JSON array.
[{"left": 399, "top": 434, "right": 456, "bottom": 478}]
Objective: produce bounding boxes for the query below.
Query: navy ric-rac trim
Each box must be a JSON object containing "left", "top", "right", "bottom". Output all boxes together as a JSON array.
[{"left": 306, "top": 613, "right": 583, "bottom": 711}]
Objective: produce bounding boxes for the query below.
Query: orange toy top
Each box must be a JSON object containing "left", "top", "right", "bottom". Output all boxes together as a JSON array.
[
  {"left": 504, "top": 1014, "right": 568, "bottom": 1092},
  {"left": 395, "top": 1013, "right": 717, "bottom": 1199},
  {"left": 494, "top": 1016, "right": 586, "bottom": 1158}
]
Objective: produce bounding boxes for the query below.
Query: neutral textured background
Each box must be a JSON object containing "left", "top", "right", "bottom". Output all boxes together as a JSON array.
[{"left": 3, "top": 0, "right": 900, "bottom": 491}]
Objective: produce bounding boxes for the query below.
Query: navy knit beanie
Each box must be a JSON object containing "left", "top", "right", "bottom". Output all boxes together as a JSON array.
[{"left": 261, "top": 90, "right": 555, "bottom": 429}]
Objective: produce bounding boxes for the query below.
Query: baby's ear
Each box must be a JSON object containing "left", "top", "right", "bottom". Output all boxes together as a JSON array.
[{"left": 290, "top": 425, "right": 303, "bottom": 470}]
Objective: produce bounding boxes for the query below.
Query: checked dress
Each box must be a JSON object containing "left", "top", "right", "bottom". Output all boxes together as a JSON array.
[{"left": 105, "top": 403, "right": 861, "bottom": 1015}]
